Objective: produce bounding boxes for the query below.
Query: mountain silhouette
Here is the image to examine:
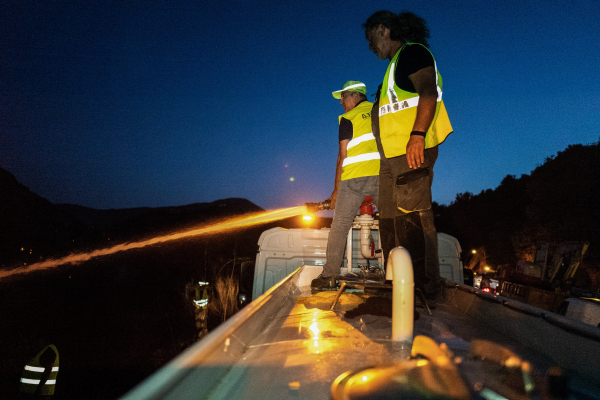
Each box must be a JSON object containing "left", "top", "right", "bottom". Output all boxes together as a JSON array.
[{"left": 0, "top": 167, "right": 263, "bottom": 267}]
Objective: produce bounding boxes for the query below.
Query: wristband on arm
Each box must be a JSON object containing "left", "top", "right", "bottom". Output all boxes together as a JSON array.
[{"left": 410, "top": 130, "right": 426, "bottom": 137}]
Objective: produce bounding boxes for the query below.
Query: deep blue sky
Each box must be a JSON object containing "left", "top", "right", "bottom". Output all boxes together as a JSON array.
[{"left": 2, "top": 0, "right": 599, "bottom": 210}]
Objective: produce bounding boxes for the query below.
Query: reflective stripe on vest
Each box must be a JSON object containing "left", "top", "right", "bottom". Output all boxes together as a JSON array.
[
  {"left": 20, "top": 345, "right": 59, "bottom": 395},
  {"left": 347, "top": 132, "right": 376, "bottom": 149},
  {"left": 24, "top": 365, "right": 59, "bottom": 372},
  {"left": 378, "top": 43, "right": 452, "bottom": 158},
  {"left": 21, "top": 378, "right": 57, "bottom": 385},
  {"left": 343, "top": 133, "right": 380, "bottom": 167},
  {"left": 342, "top": 150, "right": 380, "bottom": 167},
  {"left": 340, "top": 101, "right": 380, "bottom": 181}
]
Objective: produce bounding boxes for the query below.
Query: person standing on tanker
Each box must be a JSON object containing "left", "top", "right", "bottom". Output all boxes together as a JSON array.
[
  {"left": 362, "top": 11, "right": 453, "bottom": 300},
  {"left": 311, "top": 81, "right": 380, "bottom": 290}
]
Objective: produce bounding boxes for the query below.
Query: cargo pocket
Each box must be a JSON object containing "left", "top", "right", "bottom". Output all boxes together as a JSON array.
[{"left": 394, "top": 167, "right": 432, "bottom": 213}]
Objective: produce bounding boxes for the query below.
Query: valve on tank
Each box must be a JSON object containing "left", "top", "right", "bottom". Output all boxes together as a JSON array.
[
  {"left": 353, "top": 196, "right": 378, "bottom": 260},
  {"left": 359, "top": 196, "right": 375, "bottom": 215},
  {"left": 305, "top": 199, "right": 332, "bottom": 213}
]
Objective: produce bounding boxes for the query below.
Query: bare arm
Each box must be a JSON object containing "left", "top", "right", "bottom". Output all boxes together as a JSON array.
[
  {"left": 406, "top": 65, "right": 437, "bottom": 169},
  {"left": 327, "top": 139, "right": 349, "bottom": 209}
]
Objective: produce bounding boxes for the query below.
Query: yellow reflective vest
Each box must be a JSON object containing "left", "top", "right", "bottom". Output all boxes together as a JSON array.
[
  {"left": 340, "top": 100, "right": 380, "bottom": 181},
  {"left": 378, "top": 43, "right": 453, "bottom": 158},
  {"left": 20, "top": 344, "right": 59, "bottom": 395}
]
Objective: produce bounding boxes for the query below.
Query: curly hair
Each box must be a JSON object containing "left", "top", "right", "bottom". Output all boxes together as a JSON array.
[{"left": 363, "top": 10, "right": 430, "bottom": 48}]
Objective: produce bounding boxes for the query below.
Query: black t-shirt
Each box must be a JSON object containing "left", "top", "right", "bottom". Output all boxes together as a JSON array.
[
  {"left": 338, "top": 100, "right": 367, "bottom": 142},
  {"left": 394, "top": 44, "right": 434, "bottom": 92}
]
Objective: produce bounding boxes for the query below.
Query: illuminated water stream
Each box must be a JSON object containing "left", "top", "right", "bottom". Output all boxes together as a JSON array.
[{"left": 0, "top": 206, "right": 308, "bottom": 280}]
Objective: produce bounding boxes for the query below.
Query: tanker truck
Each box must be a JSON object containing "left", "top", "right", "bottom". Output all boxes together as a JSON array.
[{"left": 123, "top": 203, "right": 600, "bottom": 399}]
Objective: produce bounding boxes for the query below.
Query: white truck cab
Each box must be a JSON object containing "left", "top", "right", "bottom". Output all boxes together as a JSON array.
[{"left": 251, "top": 225, "right": 464, "bottom": 300}]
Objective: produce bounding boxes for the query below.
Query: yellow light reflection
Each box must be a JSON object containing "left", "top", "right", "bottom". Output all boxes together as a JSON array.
[
  {"left": 583, "top": 297, "right": 600, "bottom": 302},
  {"left": 309, "top": 322, "right": 320, "bottom": 339}
]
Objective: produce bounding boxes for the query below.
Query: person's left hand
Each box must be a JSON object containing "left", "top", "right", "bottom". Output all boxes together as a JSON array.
[
  {"left": 327, "top": 191, "right": 338, "bottom": 210},
  {"left": 406, "top": 135, "right": 425, "bottom": 169}
]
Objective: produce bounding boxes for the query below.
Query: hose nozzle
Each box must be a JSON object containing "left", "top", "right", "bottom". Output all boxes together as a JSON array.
[{"left": 305, "top": 199, "right": 332, "bottom": 213}]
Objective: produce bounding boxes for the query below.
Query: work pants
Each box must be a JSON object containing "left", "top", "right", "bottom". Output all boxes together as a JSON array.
[
  {"left": 377, "top": 146, "right": 440, "bottom": 295},
  {"left": 322, "top": 176, "right": 379, "bottom": 277}
]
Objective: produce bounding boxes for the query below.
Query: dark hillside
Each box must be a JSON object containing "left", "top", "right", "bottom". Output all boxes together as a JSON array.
[
  {"left": 1, "top": 165, "right": 265, "bottom": 268},
  {"left": 434, "top": 173, "right": 530, "bottom": 267},
  {"left": 434, "top": 140, "right": 600, "bottom": 289},
  {"left": 0, "top": 168, "right": 95, "bottom": 266},
  {"left": 55, "top": 198, "right": 264, "bottom": 243},
  {"left": 515, "top": 142, "right": 600, "bottom": 262}
]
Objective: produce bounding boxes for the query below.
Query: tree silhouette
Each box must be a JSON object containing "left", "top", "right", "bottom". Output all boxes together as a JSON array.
[{"left": 435, "top": 139, "right": 599, "bottom": 289}]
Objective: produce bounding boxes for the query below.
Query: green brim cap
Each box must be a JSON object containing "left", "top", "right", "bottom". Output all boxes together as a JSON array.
[{"left": 332, "top": 81, "right": 367, "bottom": 99}]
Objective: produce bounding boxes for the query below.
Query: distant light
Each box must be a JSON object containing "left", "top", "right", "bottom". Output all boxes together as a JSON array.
[
  {"left": 290, "top": 177, "right": 294, "bottom": 181},
  {"left": 302, "top": 215, "right": 313, "bottom": 224},
  {"left": 362, "top": 375, "right": 368, "bottom": 382},
  {"left": 484, "top": 266, "right": 490, "bottom": 271},
  {"left": 472, "top": 249, "right": 477, "bottom": 254}
]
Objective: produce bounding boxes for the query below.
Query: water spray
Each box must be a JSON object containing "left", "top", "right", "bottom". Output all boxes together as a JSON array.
[{"left": 0, "top": 205, "right": 309, "bottom": 280}]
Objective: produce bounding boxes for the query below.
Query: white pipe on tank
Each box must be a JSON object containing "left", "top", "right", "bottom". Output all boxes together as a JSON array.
[
  {"left": 387, "top": 247, "right": 414, "bottom": 343},
  {"left": 360, "top": 225, "right": 373, "bottom": 259}
]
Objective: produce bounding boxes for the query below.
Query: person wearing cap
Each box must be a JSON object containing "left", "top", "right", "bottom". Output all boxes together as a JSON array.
[
  {"left": 362, "top": 11, "right": 453, "bottom": 300},
  {"left": 311, "top": 81, "right": 380, "bottom": 290}
]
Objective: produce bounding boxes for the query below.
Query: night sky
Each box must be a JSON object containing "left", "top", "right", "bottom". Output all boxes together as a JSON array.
[{"left": 2, "top": 1, "right": 599, "bottom": 211}]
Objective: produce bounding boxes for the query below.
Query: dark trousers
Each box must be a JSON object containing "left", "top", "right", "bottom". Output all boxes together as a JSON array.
[{"left": 378, "top": 146, "right": 440, "bottom": 294}]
